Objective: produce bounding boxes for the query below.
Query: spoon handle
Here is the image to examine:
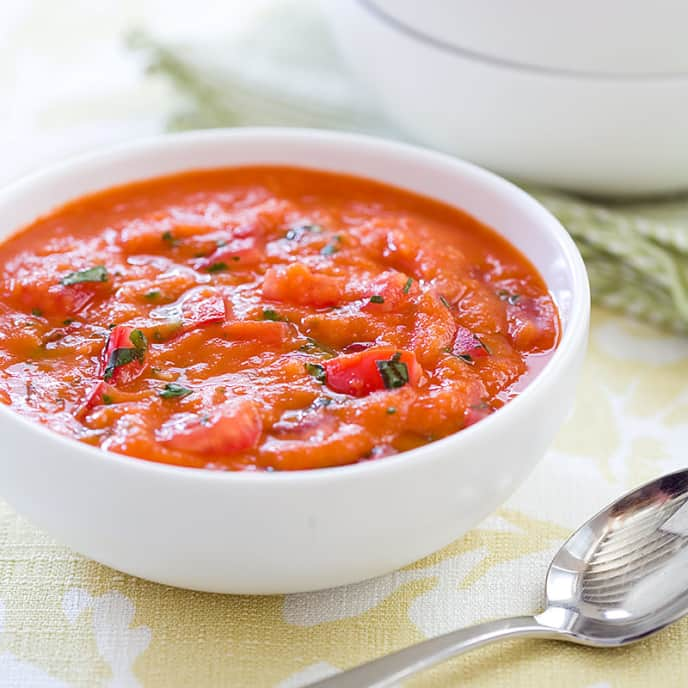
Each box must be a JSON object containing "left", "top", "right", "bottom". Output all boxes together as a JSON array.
[{"left": 304, "top": 615, "right": 560, "bottom": 688}]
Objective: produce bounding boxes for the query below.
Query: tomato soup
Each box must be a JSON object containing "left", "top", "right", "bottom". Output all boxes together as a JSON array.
[{"left": 0, "top": 167, "right": 558, "bottom": 470}]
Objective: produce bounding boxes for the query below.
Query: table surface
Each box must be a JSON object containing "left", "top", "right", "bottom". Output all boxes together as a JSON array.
[{"left": 2, "top": 2, "right": 688, "bottom": 687}]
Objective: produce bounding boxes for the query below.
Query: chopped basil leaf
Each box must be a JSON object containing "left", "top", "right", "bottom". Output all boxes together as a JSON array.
[
  {"left": 305, "top": 362, "right": 327, "bottom": 383},
  {"left": 439, "top": 295, "right": 451, "bottom": 309},
  {"left": 313, "top": 396, "right": 333, "bottom": 408},
  {"left": 458, "top": 354, "right": 475, "bottom": 365},
  {"left": 376, "top": 352, "right": 409, "bottom": 389},
  {"left": 145, "top": 290, "right": 161, "bottom": 300},
  {"left": 216, "top": 239, "right": 228, "bottom": 248},
  {"left": 63, "top": 318, "right": 74, "bottom": 326},
  {"left": 402, "top": 277, "right": 413, "bottom": 294},
  {"left": 321, "top": 235, "right": 342, "bottom": 256},
  {"left": 159, "top": 383, "right": 193, "bottom": 399},
  {"left": 286, "top": 224, "right": 323, "bottom": 241},
  {"left": 108, "top": 323, "right": 116, "bottom": 329},
  {"left": 262, "top": 308, "right": 285, "bottom": 321},
  {"left": 497, "top": 289, "right": 521, "bottom": 305},
  {"left": 103, "top": 329, "right": 147, "bottom": 381},
  {"left": 102, "top": 394, "right": 113, "bottom": 405},
  {"left": 207, "top": 262, "right": 228, "bottom": 273},
  {"left": 60, "top": 265, "right": 108, "bottom": 286},
  {"left": 369, "top": 295, "right": 385, "bottom": 304},
  {"left": 103, "top": 348, "right": 139, "bottom": 380},
  {"left": 161, "top": 231, "right": 178, "bottom": 247},
  {"left": 31, "top": 308, "right": 43, "bottom": 318},
  {"left": 386, "top": 407, "right": 397, "bottom": 414}
]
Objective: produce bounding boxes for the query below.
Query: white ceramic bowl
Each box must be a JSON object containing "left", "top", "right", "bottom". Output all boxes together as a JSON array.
[
  {"left": 0, "top": 129, "right": 589, "bottom": 594},
  {"left": 326, "top": 1, "right": 688, "bottom": 196}
]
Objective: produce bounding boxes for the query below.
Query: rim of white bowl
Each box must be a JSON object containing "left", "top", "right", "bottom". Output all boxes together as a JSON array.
[
  {"left": 0, "top": 127, "right": 590, "bottom": 483},
  {"left": 358, "top": 0, "right": 688, "bottom": 82}
]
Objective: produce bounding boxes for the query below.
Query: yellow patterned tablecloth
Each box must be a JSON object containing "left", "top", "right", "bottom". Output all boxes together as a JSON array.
[
  {"left": 2, "top": 2, "right": 688, "bottom": 686},
  {"left": 1, "top": 310, "right": 688, "bottom": 687}
]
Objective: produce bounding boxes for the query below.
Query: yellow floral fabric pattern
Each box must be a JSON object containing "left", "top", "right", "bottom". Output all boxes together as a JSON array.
[{"left": 1, "top": 310, "right": 688, "bottom": 687}]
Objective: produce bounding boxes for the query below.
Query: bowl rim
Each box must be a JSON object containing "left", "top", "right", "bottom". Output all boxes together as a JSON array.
[
  {"left": 357, "top": 0, "right": 688, "bottom": 82},
  {"left": 0, "top": 127, "right": 590, "bottom": 483}
]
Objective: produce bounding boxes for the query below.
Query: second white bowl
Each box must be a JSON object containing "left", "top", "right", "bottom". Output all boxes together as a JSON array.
[{"left": 327, "top": 1, "right": 688, "bottom": 196}]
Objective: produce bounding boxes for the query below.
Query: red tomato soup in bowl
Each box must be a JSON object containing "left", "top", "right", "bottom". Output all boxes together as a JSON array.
[
  {"left": 0, "top": 130, "right": 588, "bottom": 593},
  {"left": 0, "top": 166, "right": 558, "bottom": 471}
]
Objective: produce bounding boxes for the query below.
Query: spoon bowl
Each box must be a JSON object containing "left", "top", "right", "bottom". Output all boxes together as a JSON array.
[
  {"left": 545, "top": 469, "right": 688, "bottom": 644},
  {"left": 310, "top": 469, "right": 688, "bottom": 687}
]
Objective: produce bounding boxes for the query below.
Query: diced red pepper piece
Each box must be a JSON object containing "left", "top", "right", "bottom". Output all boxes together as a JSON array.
[
  {"left": 452, "top": 326, "right": 489, "bottom": 362},
  {"left": 323, "top": 346, "right": 423, "bottom": 397},
  {"left": 262, "top": 263, "right": 344, "bottom": 308},
  {"left": 100, "top": 325, "right": 148, "bottom": 386},
  {"left": 157, "top": 398, "right": 262, "bottom": 455}
]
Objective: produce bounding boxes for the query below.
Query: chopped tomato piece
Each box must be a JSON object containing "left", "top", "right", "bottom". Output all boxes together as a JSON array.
[
  {"left": 157, "top": 398, "right": 262, "bottom": 455},
  {"left": 362, "top": 270, "right": 415, "bottom": 313},
  {"left": 100, "top": 325, "right": 148, "bottom": 386},
  {"left": 75, "top": 381, "right": 114, "bottom": 420},
  {"left": 452, "top": 325, "right": 489, "bottom": 362},
  {"left": 180, "top": 291, "right": 226, "bottom": 329},
  {"left": 262, "top": 263, "right": 344, "bottom": 307},
  {"left": 507, "top": 296, "right": 558, "bottom": 351},
  {"left": 323, "top": 347, "right": 423, "bottom": 397},
  {"left": 12, "top": 279, "right": 96, "bottom": 318},
  {"left": 194, "top": 236, "right": 263, "bottom": 271},
  {"left": 75, "top": 380, "right": 144, "bottom": 419}
]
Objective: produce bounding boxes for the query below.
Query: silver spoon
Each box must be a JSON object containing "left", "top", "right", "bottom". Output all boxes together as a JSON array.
[{"left": 307, "top": 468, "right": 688, "bottom": 687}]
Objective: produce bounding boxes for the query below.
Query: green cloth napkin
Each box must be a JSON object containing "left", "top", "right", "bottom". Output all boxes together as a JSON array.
[{"left": 129, "top": 1, "right": 688, "bottom": 333}]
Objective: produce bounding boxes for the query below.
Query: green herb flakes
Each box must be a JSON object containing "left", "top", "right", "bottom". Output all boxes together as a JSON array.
[
  {"left": 159, "top": 383, "right": 193, "bottom": 399},
  {"left": 102, "top": 394, "right": 113, "bottom": 405},
  {"left": 262, "top": 308, "right": 284, "bottom": 322},
  {"left": 161, "top": 231, "right": 178, "bottom": 247},
  {"left": 286, "top": 224, "right": 323, "bottom": 240},
  {"left": 369, "top": 295, "right": 385, "bottom": 304},
  {"left": 386, "top": 407, "right": 397, "bottom": 415},
  {"left": 31, "top": 308, "right": 43, "bottom": 318},
  {"left": 402, "top": 277, "right": 413, "bottom": 294},
  {"left": 320, "top": 235, "right": 342, "bottom": 256},
  {"left": 376, "top": 352, "right": 409, "bottom": 389},
  {"left": 439, "top": 295, "right": 451, "bottom": 309},
  {"left": 60, "top": 265, "right": 108, "bottom": 286},
  {"left": 207, "top": 262, "right": 228, "bottom": 273},
  {"left": 305, "top": 362, "right": 327, "bottom": 383},
  {"left": 497, "top": 289, "right": 521, "bottom": 305},
  {"left": 145, "top": 290, "right": 161, "bottom": 300},
  {"left": 298, "top": 337, "right": 335, "bottom": 357}
]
